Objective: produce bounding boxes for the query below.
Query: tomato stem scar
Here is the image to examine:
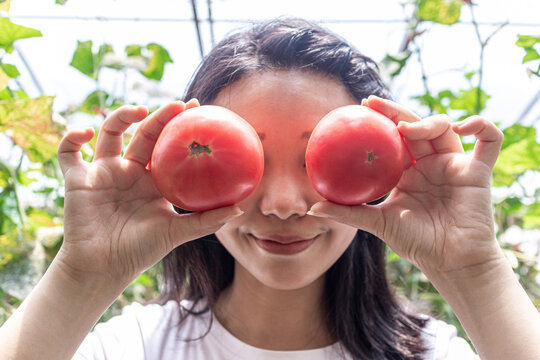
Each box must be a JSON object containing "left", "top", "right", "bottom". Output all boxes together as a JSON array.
[
  {"left": 366, "top": 150, "right": 376, "bottom": 163},
  {"left": 188, "top": 141, "right": 212, "bottom": 156}
]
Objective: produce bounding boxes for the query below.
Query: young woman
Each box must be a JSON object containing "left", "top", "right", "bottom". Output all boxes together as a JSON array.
[{"left": 1, "top": 18, "right": 539, "bottom": 360}]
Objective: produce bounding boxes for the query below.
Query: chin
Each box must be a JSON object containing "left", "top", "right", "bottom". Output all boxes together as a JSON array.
[{"left": 246, "top": 261, "right": 327, "bottom": 292}]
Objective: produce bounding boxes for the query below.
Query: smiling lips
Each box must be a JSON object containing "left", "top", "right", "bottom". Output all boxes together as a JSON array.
[{"left": 253, "top": 235, "right": 316, "bottom": 255}]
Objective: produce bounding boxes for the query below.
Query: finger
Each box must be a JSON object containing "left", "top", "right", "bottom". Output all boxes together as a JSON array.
[
  {"left": 398, "top": 114, "right": 464, "bottom": 160},
  {"left": 364, "top": 95, "right": 422, "bottom": 125},
  {"left": 123, "top": 102, "right": 186, "bottom": 166},
  {"left": 363, "top": 96, "right": 422, "bottom": 166},
  {"left": 93, "top": 105, "right": 148, "bottom": 160},
  {"left": 185, "top": 98, "right": 200, "bottom": 109},
  {"left": 167, "top": 205, "right": 244, "bottom": 247},
  {"left": 307, "top": 200, "right": 383, "bottom": 238},
  {"left": 57, "top": 128, "right": 95, "bottom": 175},
  {"left": 452, "top": 116, "right": 503, "bottom": 169}
]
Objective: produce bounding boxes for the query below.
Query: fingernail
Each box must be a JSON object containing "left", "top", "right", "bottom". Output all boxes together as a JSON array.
[
  {"left": 451, "top": 122, "right": 463, "bottom": 130},
  {"left": 306, "top": 210, "right": 330, "bottom": 218},
  {"left": 397, "top": 121, "right": 410, "bottom": 130},
  {"left": 226, "top": 209, "right": 244, "bottom": 220}
]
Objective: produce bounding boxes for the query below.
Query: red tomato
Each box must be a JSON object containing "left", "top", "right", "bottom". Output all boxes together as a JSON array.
[
  {"left": 305, "top": 105, "right": 406, "bottom": 205},
  {"left": 151, "top": 105, "right": 264, "bottom": 211}
]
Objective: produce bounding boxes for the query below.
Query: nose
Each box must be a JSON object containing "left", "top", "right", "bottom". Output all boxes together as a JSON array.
[{"left": 258, "top": 170, "right": 310, "bottom": 220}]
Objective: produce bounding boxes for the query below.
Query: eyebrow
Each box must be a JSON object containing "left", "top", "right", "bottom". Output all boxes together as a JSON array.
[{"left": 257, "top": 131, "right": 312, "bottom": 141}]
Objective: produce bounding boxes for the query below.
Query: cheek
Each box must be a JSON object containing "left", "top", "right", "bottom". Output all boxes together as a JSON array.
[
  {"left": 214, "top": 219, "right": 247, "bottom": 255},
  {"left": 337, "top": 225, "right": 358, "bottom": 242},
  {"left": 329, "top": 225, "right": 358, "bottom": 256},
  {"left": 215, "top": 223, "right": 236, "bottom": 246}
]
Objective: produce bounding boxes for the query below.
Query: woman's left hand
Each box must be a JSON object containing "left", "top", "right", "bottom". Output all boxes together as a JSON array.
[{"left": 308, "top": 96, "right": 505, "bottom": 276}]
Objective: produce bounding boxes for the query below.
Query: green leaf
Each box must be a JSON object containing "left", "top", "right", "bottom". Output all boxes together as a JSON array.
[
  {"left": 0, "top": 88, "right": 27, "bottom": 100},
  {"left": 79, "top": 90, "right": 109, "bottom": 114},
  {"left": 125, "top": 44, "right": 142, "bottom": 57},
  {"left": 16, "top": 170, "right": 37, "bottom": 186},
  {"left": 0, "top": 88, "right": 12, "bottom": 100},
  {"left": 516, "top": 35, "right": 540, "bottom": 68},
  {"left": 412, "top": 91, "right": 449, "bottom": 114},
  {"left": 0, "top": 231, "right": 23, "bottom": 269},
  {"left": 33, "top": 187, "right": 55, "bottom": 194},
  {"left": 70, "top": 41, "right": 115, "bottom": 79},
  {"left": 413, "top": 86, "right": 490, "bottom": 120},
  {"left": 13, "top": 89, "right": 28, "bottom": 99},
  {"left": 0, "top": 88, "right": 28, "bottom": 100},
  {"left": 0, "top": 164, "right": 9, "bottom": 189},
  {"left": 464, "top": 71, "right": 476, "bottom": 80},
  {"left": 530, "top": 64, "right": 540, "bottom": 78},
  {"left": 523, "top": 203, "right": 540, "bottom": 228},
  {"left": 39, "top": 160, "right": 60, "bottom": 180},
  {"left": 500, "top": 124, "right": 536, "bottom": 151},
  {"left": 56, "top": 0, "right": 68, "bottom": 4},
  {"left": 417, "top": 0, "right": 463, "bottom": 25},
  {"left": 70, "top": 40, "right": 96, "bottom": 79},
  {"left": 498, "top": 197, "right": 523, "bottom": 215},
  {"left": 0, "top": 189, "right": 23, "bottom": 229},
  {"left": 522, "top": 48, "right": 540, "bottom": 64},
  {"left": 516, "top": 35, "right": 540, "bottom": 48},
  {"left": 131, "top": 272, "right": 154, "bottom": 287},
  {"left": 1, "top": 63, "right": 20, "bottom": 78},
  {"left": 0, "top": 0, "right": 11, "bottom": 13},
  {"left": 141, "top": 43, "right": 173, "bottom": 81},
  {"left": 0, "top": 96, "right": 61, "bottom": 163},
  {"left": 381, "top": 51, "right": 412, "bottom": 78},
  {"left": 448, "top": 87, "right": 490, "bottom": 117},
  {"left": 96, "top": 43, "right": 114, "bottom": 68},
  {"left": 0, "top": 18, "right": 42, "bottom": 53},
  {"left": 0, "top": 67, "right": 9, "bottom": 90},
  {"left": 493, "top": 126, "right": 540, "bottom": 187},
  {"left": 386, "top": 250, "right": 402, "bottom": 263},
  {"left": 26, "top": 208, "right": 55, "bottom": 232}
]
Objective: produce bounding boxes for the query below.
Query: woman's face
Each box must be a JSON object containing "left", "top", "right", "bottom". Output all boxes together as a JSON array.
[{"left": 214, "top": 70, "right": 358, "bottom": 291}]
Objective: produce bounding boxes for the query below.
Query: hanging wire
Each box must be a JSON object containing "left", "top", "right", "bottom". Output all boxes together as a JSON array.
[
  {"left": 515, "top": 88, "right": 540, "bottom": 125},
  {"left": 207, "top": 0, "right": 215, "bottom": 47},
  {"left": 190, "top": 0, "right": 205, "bottom": 58},
  {"left": 7, "top": 14, "right": 540, "bottom": 27},
  {"left": 13, "top": 45, "right": 44, "bottom": 95}
]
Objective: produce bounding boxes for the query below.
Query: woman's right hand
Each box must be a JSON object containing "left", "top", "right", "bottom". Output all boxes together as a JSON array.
[{"left": 56, "top": 100, "right": 243, "bottom": 288}]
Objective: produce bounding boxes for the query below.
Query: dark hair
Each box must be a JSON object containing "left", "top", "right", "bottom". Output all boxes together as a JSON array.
[{"left": 161, "top": 18, "right": 428, "bottom": 359}]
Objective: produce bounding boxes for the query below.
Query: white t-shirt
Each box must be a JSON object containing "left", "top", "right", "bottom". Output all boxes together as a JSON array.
[{"left": 74, "top": 300, "right": 478, "bottom": 360}]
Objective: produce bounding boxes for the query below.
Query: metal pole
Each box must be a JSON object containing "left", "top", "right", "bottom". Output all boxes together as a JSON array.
[
  {"left": 14, "top": 45, "right": 44, "bottom": 95},
  {"left": 207, "top": 0, "right": 215, "bottom": 47},
  {"left": 190, "top": 0, "right": 205, "bottom": 58}
]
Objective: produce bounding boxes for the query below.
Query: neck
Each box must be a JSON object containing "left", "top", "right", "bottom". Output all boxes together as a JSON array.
[{"left": 213, "top": 261, "right": 335, "bottom": 351}]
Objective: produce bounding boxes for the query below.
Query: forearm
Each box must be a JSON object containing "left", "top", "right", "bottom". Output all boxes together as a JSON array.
[
  {"left": 427, "top": 256, "right": 540, "bottom": 360},
  {"left": 0, "top": 258, "right": 126, "bottom": 360}
]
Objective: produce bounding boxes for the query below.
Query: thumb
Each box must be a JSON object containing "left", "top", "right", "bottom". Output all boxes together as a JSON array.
[
  {"left": 167, "top": 205, "right": 244, "bottom": 247},
  {"left": 307, "top": 201, "right": 383, "bottom": 237}
]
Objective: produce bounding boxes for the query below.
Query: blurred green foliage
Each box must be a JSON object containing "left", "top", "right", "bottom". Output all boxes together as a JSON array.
[{"left": 1, "top": 0, "right": 539, "bottom": 345}]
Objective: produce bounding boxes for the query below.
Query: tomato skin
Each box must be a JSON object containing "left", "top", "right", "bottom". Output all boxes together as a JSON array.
[
  {"left": 151, "top": 105, "right": 264, "bottom": 211},
  {"left": 305, "top": 105, "right": 406, "bottom": 205}
]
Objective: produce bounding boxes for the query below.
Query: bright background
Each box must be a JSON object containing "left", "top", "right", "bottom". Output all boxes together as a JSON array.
[
  {"left": 1, "top": 0, "right": 540, "bottom": 340},
  {"left": 5, "top": 0, "right": 540, "bottom": 129}
]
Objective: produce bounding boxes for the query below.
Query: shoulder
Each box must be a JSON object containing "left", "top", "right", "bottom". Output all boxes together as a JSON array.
[
  {"left": 421, "top": 317, "right": 479, "bottom": 360},
  {"left": 74, "top": 299, "right": 211, "bottom": 360}
]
